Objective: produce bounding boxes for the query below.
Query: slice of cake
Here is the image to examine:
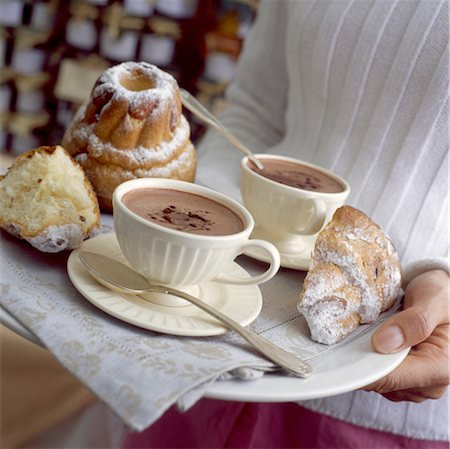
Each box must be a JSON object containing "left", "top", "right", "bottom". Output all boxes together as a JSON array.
[{"left": 0, "top": 145, "right": 100, "bottom": 252}]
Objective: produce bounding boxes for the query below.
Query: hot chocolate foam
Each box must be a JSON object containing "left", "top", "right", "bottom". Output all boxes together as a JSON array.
[
  {"left": 250, "top": 158, "right": 344, "bottom": 193},
  {"left": 123, "top": 188, "right": 244, "bottom": 236}
]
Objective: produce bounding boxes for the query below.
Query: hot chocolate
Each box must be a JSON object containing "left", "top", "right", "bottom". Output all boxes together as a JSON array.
[
  {"left": 249, "top": 158, "right": 344, "bottom": 193},
  {"left": 122, "top": 188, "right": 244, "bottom": 236}
]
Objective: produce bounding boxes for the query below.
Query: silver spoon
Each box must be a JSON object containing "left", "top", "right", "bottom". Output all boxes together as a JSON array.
[
  {"left": 179, "top": 88, "right": 265, "bottom": 170},
  {"left": 79, "top": 251, "right": 312, "bottom": 378}
]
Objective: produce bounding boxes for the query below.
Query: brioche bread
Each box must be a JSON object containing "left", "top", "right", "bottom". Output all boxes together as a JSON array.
[
  {"left": 62, "top": 61, "right": 196, "bottom": 211},
  {"left": 0, "top": 146, "right": 100, "bottom": 253},
  {"left": 298, "top": 206, "right": 402, "bottom": 344}
]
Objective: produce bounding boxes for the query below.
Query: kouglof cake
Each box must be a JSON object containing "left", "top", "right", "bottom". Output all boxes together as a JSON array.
[
  {"left": 62, "top": 61, "right": 196, "bottom": 211},
  {"left": 298, "top": 206, "right": 402, "bottom": 344}
]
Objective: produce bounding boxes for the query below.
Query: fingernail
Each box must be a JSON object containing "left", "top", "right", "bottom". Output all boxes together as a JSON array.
[{"left": 373, "top": 325, "right": 404, "bottom": 353}]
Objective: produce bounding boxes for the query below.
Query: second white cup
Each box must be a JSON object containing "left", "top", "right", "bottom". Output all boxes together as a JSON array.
[{"left": 240, "top": 154, "right": 350, "bottom": 254}]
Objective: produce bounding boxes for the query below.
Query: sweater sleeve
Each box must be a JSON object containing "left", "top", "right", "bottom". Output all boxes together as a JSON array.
[{"left": 196, "top": 0, "right": 289, "bottom": 199}]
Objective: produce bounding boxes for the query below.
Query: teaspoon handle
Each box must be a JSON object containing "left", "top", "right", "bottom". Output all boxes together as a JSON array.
[
  {"left": 149, "top": 284, "right": 313, "bottom": 378},
  {"left": 179, "top": 89, "right": 264, "bottom": 170}
]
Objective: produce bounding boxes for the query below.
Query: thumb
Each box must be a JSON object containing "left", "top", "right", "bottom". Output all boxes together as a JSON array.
[
  {"left": 372, "top": 306, "right": 441, "bottom": 354},
  {"left": 372, "top": 270, "right": 449, "bottom": 354}
]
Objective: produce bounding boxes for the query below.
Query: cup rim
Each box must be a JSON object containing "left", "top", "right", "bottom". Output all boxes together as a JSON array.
[
  {"left": 113, "top": 178, "right": 254, "bottom": 241},
  {"left": 241, "top": 154, "right": 350, "bottom": 196}
]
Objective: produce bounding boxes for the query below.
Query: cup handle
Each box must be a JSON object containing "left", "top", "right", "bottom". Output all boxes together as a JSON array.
[
  {"left": 212, "top": 240, "right": 281, "bottom": 286},
  {"left": 294, "top": 198, "right": 328, "bottom": 236}
]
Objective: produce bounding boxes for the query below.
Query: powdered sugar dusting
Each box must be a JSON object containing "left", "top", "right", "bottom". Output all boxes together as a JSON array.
[
  {"left": 63, "top": 62, "right": 191, "bottom": 175},
  {"left": 298, "top": 206, "right": 402, "bottom": 344},
  {"left": 93, "top": 62, "right": 177, "bottom": 120},
  {"left": 61, "top": 62, "right": 196, "bottom": 211},
  {"left": 5, "top": 222, "right": 87, "bottom": 253},
  {"left": 298, "top": 263, "right": 361, "bottom": 344},
  {"left": 72, "top": 115, "right": 190, "bottom": 168},
  {"left": 72, "top": 142, "right": 195, "bottom": 182},
  {"left": 314, "top": 241, "right": 381, "bottom": 322},
  {"left": 306, "top": 301, "right": 354, "bottom": 345},
  {"left": 134, "top": 142, "right": 195, "bottom": 177},
  {"left": 300, "top": 266, "right": 342, "bottom": 308}
]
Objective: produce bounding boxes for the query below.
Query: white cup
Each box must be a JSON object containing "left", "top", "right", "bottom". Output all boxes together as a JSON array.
[
  {"left": 113, "top": 178, "right": 280, "bottom": 303},
  {"left": 240, "top": 154, "right": 350, "bottom": 254}
]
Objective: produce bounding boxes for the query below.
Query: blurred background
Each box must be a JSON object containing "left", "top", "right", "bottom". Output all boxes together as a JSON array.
[{"left": 0, "top": 0, "right": 258, "bottom": 163}]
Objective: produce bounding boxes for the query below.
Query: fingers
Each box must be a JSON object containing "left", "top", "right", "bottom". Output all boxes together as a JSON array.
[
  {"left": 364, "top": 330, "right": 450, "bottom": 398},
  {"left": 365, "top": 351, "right": 445, "bottom": 392},
  {"left": 378, "top": 386, "right": 448, "bottom": 403}
]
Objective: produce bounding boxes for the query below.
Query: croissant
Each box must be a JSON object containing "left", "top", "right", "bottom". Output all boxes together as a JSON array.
[{"left": 298, "top": 206, "right": 402, "bottom": 344}]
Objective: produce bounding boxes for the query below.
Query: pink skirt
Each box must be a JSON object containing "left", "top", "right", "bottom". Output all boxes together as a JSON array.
[{"left": 123, "top": 399, "right": 447, "bottom": 448}]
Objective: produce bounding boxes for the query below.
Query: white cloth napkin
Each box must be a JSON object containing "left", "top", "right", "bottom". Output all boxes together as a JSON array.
[{"left": 0, "top": 215, "right": 398, "bottom": 431}]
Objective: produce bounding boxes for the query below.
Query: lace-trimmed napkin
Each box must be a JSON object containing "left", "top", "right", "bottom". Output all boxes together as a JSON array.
[{"left": 0, "top": 215, "right": 399, "bottom": 432}]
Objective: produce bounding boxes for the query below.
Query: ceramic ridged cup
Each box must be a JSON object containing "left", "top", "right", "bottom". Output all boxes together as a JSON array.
[
  {"left": 240, "top": 154, "right": 350, "bottom": 254},
  {"left": 113, "top": 178, "right": 281, "bottom": 293}
]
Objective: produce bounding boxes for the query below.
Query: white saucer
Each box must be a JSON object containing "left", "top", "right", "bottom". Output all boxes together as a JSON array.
[
  {"left": 245, "top": 229, "right": 315, "bottom": 271},
  {"left": 67, "top": 233, "right": 262, "bottom": 337}
]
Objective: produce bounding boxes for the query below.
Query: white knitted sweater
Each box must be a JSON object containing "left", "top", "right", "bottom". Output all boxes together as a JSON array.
[{"left": 196, "top": 0, "right": 449, "bottom": 441}]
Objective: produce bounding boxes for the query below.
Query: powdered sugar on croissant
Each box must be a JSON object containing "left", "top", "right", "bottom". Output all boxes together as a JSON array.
[{"left": 298, "top": 206, "right": 402, "bottom": 344}]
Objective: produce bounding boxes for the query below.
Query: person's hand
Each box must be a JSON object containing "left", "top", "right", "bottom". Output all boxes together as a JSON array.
[{"left": 363, "top": 269, "right": 450, "bottom": 402}]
